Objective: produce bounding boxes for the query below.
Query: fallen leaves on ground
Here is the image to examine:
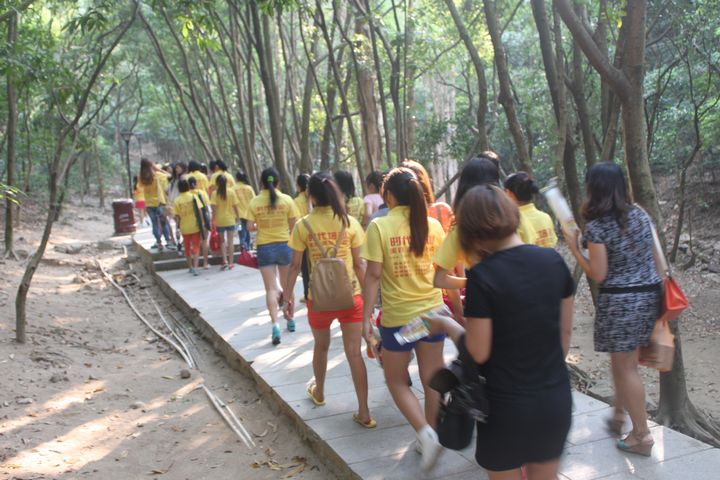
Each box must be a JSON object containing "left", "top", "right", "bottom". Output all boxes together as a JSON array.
[{"left": 252, "top": 456, "right": 307, "bottom": 477}]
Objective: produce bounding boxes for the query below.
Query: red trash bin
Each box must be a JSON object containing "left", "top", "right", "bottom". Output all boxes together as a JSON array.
[{"left": 113, "top": 199, "right": 136, "bottom": 234}]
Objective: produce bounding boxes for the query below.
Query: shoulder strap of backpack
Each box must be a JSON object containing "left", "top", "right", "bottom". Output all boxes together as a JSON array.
[
  {"left": 329, "top": 224, "right": 346, "bottom": 258},
  {"left": 302, "top": 218, "right": 329, "bottom": 258}
]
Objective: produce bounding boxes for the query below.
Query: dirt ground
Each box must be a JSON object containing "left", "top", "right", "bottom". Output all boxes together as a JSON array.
[{"left": 0, "top": 200, "right": 328, "bottom": 480}]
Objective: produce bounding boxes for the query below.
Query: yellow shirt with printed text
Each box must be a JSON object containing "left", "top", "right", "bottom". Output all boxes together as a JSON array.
[
  {"left": 347, "top": 196, "right": 365, "bottom": 224},
  {"left": 187, "top": 171, "right": 209, "bottom": 192},
  {"left": 211, "top": 189, "right": 240, "bottom": 228},
  {"left": 361, "top": 206, "right": 445, "bottom": 327},
  {"left": 246, "top": 189, "right": 299, "bottom": 245},
  {"left": 173, "top": 191, "right": 201, "bottom": 235},
  {"left": 288, "top": 207, "right": 364, "bottom": 300},
  {"left": 519, "top": 203, "right": 557, "bottom": 247},
  {"left": 233, "top": 182, "right": 255, "bottom": 219}
]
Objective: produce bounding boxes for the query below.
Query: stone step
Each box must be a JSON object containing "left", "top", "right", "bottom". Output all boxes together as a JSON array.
[{"left": 153, "top": 252, "right": 247, "bottom": 272}]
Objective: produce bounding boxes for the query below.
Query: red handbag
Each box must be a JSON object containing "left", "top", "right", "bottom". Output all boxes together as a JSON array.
[
  {"left": 209, "top": 227, "right": 221, "bottom": 252},
  {"left": 236, "top": 250, "right": 258, "bottom": 269},
  {"left": 659, "top": 276, "right": 689, "bottom": 323},
  {"left": 638, "top": 210, "right": 688, "bottom": 371}
]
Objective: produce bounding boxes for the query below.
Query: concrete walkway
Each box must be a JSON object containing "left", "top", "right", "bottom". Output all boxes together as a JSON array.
[{"left": 134, "top": 230, "right": 718, "bottom": 479}]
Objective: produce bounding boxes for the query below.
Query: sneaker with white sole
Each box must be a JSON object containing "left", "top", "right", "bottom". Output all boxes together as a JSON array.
[{"left": 416, "top": 425, "right": 442, "bottom": 471}]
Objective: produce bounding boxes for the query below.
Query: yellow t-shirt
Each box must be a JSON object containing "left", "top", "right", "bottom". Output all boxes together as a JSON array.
[
  {"left": 140, "top": 175, "right": 165, "bottom": 208},
  {"left": 233, "top": 183, "right": 255, "bottom": 219},
  {"left": 517, "top": 212, "right": 539, "bottom": 245},
  {"left": 294, "top": 192, "right": 310, "bottom": 218},
  {"left": 211, "top": 189, "right": 240, "bottom": 228},
  {"left": 209, "top": 171, "right": 236, "bottom": 192},
  {"left": 172, "top": 191, "right": 201, "bottom": 235},
  {"left": 288, "top": 207, "right": 364, "bottom": 300},
  {"left": 361, "top": 206, "right": 445, "bottom": 327},
  {"left": 347, "top": 197, "right": 365, "bottom": 224},
  {"left": 519, "top": 203, "right": 558, "bottom": 247},
  {"left": 187, "top": 171, "right": 209, "bottom": 192},
  {"left": 434, "top": 227, "right": 470, "bottom": 270},
  {"left": 246, "top": 189, "right": 299, "bottom": 245},
  {"left": 133, "top": 186, "right": 145, "bottom": 202}
]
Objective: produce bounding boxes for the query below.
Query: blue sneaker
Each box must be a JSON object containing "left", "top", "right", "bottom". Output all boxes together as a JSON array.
[
  {"left": 271, "top": 324, "right": 281, "bottom": 345},
  {"left": 287, "top": 319, "right": 296, "bottom": 332}
]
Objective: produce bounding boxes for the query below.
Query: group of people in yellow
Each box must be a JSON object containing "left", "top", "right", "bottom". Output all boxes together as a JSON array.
[
  {"left": 239, "top": 152, "right": 570, "bottom": 478},
  {"left": 133, "top": 157, "right": 258, "bottom": 275},
  {"left": 135, "top": 149, "right": 661, "bottom": 478}
]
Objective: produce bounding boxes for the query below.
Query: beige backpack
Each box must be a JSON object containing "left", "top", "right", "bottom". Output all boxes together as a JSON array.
[{"left": 302, "top": 219, "right": 355, "bottom": 312}]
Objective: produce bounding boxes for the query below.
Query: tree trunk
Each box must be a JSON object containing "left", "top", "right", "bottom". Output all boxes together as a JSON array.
[
  {"left": 315, "top": 0, "right": 365, "bottom": 182},
  {"left": 299, "top": 34, "right": 318, "bottom": 174},
  {"left": 402, "top": 0, "right": 416, "bottom": 157},
  {"left": 619, "top": 1, "right": 661, "bottom": 223},
  {"left": 354, "top": 14, "right": 381, "bottom": 173},
  {"left": 94, "top": 139, "right": 105, "bottom": 208},
  {"left": 250, "top": 2, "right": 291, "bottom": 191},
  {"left": 483, "top": 0, "right": 532, "bottom": 173},
  {"left": 443, "top": 0, "right": 489, "bottom": 151},
  {"left": 5, "top": 11, "right": 18, "bottom": 256}
]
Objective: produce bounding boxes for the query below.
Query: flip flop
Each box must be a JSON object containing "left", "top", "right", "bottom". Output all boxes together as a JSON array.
[
  {"left": 352, "top": 413, "right": 377, "bottom": 429},
  {"left": 307, "top": 383, "right": 325, "bottom": 406}
]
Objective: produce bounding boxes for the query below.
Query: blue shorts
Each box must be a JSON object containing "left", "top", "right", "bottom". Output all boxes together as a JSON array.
[
  {"left": 380, "top": 325, "right": 446, "bottom": 352},
  {"left": 256, "top": 242, "right": 292, "bottom": 268},
  {"left": 216, "top": 225, "right": 236, "bottom": 233}
]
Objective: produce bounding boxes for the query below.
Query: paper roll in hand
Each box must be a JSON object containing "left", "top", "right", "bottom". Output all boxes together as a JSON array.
[{"left": 541, "top": 179, "right": 587, "bottom": 258}]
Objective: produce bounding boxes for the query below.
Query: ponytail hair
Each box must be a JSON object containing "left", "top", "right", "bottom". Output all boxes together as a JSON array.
[
  {"left": 383, "top": 167, "right": 428, "bottom": 257},
  {"left": 503, "top": 171, "right": 539, "bottom": 204},
  {"left": 401, "top": 159, "right": 435, "bottom": 205},
  {"left": 261, "top": 167, "right": 280, "bottom": 208},
  {"left": 216, "top": 174, "right": 228, "bottom": 200},
  {"left": 308, "top": 172, "right": 349, "bottom": 227},
  {"left": 333, "top": 170, "right": 356, "bottom": 201}
]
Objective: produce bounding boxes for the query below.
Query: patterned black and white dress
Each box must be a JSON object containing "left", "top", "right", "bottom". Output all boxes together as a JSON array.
[{"left": 584, "top": 206, "right": 662, "bottom": 353}]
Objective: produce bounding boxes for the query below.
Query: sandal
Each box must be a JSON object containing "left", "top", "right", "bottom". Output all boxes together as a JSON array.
[
  {"left": 307, "top": 383, "right": 325, "bottom": 406},
  {"left": 617, "top": 430, "right": 654, "bottom": 457},
  {"left": 352, "top": 413, "right": 377, "bottom": 429}
]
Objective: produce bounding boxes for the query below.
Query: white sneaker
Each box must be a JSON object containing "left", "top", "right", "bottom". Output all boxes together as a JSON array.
[{"left": 416, "top": 425, "right": 442, "bottom": 471}]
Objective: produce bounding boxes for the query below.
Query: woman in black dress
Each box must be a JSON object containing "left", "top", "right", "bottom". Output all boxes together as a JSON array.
[
  {"left": 567, "top": 163, "right": 662, "bottom": 457},
  {"left": 433, "top": 185, "right": 575, "bottom": 479}
]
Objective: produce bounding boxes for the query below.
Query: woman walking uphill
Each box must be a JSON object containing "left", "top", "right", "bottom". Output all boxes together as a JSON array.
[
  {"left": 139, "top": 158, "right": 173, "bottom": 251},
  {"left": 246, "top": 167, "right": 300, "bottom": 345},
  {"left": 282, "top": 172, "right": 373, "bottom": 428},
  {"left": 361, "top": 167, "right": 449, "bottom": 471},
  {"left": 172, "top": 179, "right": 204, "bottom": 275},
  {"left": 567, "top": 162, "right": 662, "bottom": 457}
]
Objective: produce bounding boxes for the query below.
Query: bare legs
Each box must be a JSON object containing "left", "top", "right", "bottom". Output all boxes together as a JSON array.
[
  {"left": 218, "top": 229, "right": 234, "bottom": 266},
  {"left": 341, "top": 322, "right": 370, "bottom": 423},
  {"left": 382, "top": 340, "right": 443, "bottom": 431},
  {"left": 259, "top": 266, "right": 281, "bottom": 327},
  {"left": 611, "top": 350, "right": 651, "bottom": 445}
]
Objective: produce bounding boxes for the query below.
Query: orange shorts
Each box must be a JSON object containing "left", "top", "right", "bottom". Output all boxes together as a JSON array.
[
  {"left": 183, "top": 232, "right": 201, "bottom": 257},
  {"left": 307, "top": 294, "right": 363, "bottom": 330}
]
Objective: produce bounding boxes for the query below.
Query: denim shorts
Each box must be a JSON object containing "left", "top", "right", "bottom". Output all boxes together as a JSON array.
[
  {"left": 380, "top": 325, "right": 446, "bottom": 352},
  {"left": 256, "top": 242, "right": 292, "bottom": 268},
  {"left": 216, "top": 225, "right": 236, "bottom": 233}
]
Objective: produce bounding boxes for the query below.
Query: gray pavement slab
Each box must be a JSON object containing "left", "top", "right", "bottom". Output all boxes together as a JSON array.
[{"left": 134, "top": 235, "right": 718, "bottom": 480}]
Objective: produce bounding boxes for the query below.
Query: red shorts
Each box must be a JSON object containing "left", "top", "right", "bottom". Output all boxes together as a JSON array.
[
  {"left": 307, "top": 294, "right": 363, "bottom": 330},
  {"left": 183, "top": 232, "right": 201, "bottom": 257}
]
